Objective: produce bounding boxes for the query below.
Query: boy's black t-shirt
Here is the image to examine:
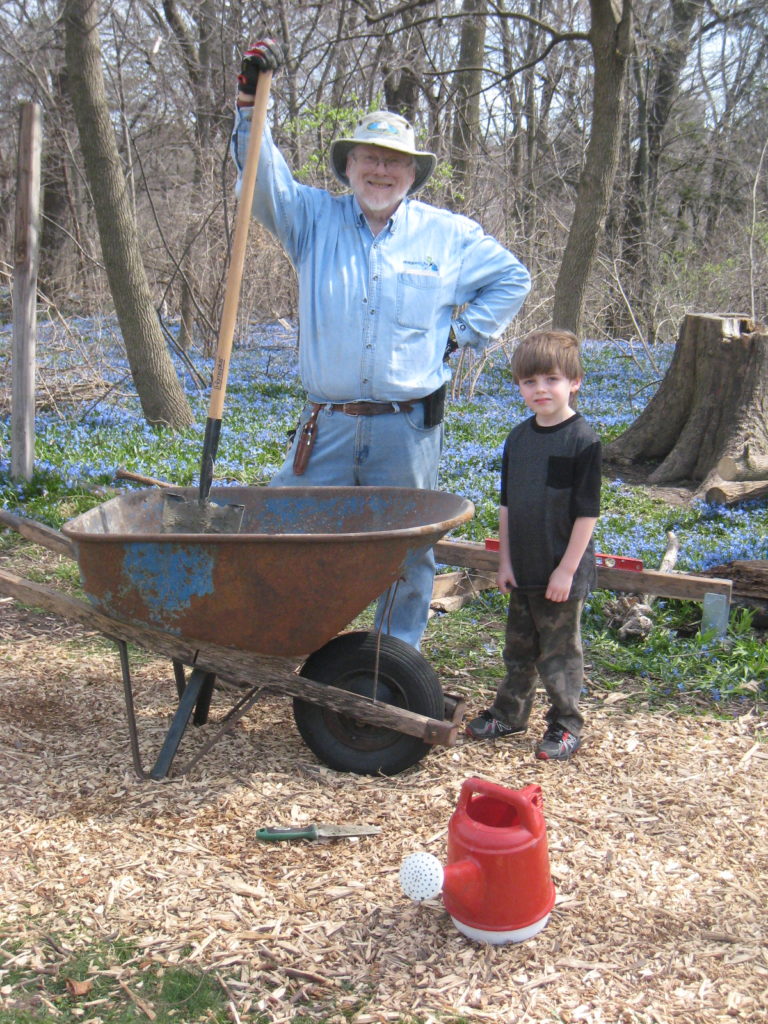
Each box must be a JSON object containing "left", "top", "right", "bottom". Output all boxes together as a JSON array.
[{"left": 500, "top": 412, "right": 602, "bottom": 596}]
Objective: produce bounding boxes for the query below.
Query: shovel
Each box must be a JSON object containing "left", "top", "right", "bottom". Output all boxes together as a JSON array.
[{"left": 162, "top": 71, "right": 273, "bottom": 534}]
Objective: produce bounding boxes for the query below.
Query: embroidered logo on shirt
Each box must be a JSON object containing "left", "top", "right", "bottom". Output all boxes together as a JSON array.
[{"left": 403, "top": 257, "right": 439, "bottom": 273}]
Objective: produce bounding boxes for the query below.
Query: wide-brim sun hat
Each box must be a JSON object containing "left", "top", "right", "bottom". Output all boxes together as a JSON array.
[{"left": 330, "top": 111, "right": 437, "bottom": 195}]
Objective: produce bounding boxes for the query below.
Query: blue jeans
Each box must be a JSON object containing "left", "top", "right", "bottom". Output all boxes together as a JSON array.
[{"left": 270, "top": 401, "right": 444, "bottom": 648}]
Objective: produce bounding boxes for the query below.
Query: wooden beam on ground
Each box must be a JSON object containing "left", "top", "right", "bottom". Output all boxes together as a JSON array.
[
  {"left": 434, "top": 539, "right": 732, "bottom": 603},
  {"left": 431, "top": 568, "right": 496, "bottom": 612}
]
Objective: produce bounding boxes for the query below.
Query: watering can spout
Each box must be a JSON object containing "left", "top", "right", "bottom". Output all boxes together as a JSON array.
[
  {"left": 399, "top": 852, "right": 484, "bottom": 912},
  {"left": 442, "top": 858, "right": 485, "bottom": 914}
]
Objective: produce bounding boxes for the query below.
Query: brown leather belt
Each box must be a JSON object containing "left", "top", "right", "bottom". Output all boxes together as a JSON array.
[{"left": 328, "top": 400, "right": 416, "bottom": 416}]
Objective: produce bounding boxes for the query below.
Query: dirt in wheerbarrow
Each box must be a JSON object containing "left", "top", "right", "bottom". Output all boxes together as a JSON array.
[{"left": 0, "top": 594, "right": 766, "bottom": 1024}]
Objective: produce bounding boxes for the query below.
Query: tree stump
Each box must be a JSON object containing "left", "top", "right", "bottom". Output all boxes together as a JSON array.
[{"left": 605, "top": 314, "right": 768, "bottom": 498}]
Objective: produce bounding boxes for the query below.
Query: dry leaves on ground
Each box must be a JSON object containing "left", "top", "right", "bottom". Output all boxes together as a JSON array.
[{"left": 0, "top": 605, "right": 766, "bottom": 1024}]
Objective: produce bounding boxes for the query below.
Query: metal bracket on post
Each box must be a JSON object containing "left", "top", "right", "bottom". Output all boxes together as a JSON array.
[{"left": 701, "top": 592, "right": 730, "bottom": 638}]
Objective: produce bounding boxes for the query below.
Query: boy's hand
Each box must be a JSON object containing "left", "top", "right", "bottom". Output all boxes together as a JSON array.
[
  {"left": 546, "top": 565, "right": 573, "bottom": 602},
  {"left": 496, "top": 564, "right": 517, "bottom": 593}
]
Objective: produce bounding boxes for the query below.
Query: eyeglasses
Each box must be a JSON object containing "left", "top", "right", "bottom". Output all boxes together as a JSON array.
[{"left": 351, "top": 151, "right": 415, "bottom": 172}]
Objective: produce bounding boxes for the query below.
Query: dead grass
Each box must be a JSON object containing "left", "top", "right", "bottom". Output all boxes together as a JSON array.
[{"left": 0, "top": 595, "right": 767, "bottom": 1024}]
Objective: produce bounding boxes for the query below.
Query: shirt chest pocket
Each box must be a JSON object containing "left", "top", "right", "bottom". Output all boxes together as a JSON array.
[
  {"left": 546, "top": 455, "right": 576, "bottom": 489},
  {"left": 396, "top": 272, "right": 441, "bottom": 329}
]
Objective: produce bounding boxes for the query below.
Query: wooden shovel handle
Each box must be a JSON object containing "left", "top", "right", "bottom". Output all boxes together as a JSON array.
[{"left": 208, "top": 71, "right": 273, "bottom": 420}]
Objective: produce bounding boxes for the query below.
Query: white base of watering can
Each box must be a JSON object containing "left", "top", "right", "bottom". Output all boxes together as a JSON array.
[{"left": 451, "top": 912, "right": 550, "bottom": 945}]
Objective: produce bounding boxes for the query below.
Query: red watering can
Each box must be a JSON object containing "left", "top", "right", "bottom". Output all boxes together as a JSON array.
[{"left": 400, "top": 777, "right": 556, "bottom": 943}]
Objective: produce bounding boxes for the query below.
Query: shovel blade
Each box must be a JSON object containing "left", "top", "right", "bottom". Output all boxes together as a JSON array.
[{"left": 161, "top": 491, "right": 245, "bottom": 535}]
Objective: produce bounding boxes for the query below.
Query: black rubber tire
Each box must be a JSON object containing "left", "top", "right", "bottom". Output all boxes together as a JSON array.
[{"left": 292, "top": 631, "right": 444, "bottom": 775}]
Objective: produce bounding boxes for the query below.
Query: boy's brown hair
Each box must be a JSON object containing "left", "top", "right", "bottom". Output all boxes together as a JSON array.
[{"left": 511, "top": 329, "right": 583, "bottom": 383}]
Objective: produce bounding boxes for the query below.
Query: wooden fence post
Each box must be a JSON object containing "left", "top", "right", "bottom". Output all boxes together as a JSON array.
[{"left": 12, "top": 101, "right": 42, "bottom": 482}]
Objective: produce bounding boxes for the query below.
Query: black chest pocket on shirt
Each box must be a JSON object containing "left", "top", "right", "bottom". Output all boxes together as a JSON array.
[{"left": 547, "top": 455, "right": 576, "bottom": 489}]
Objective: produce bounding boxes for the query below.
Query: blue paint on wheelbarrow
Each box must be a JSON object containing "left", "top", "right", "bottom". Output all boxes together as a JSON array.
[
  {"left": 120, "top": 544, "right": 215, "bottom": 617},
  {"left": 62, "top": 485, "right": 475, "bottom": 656}
]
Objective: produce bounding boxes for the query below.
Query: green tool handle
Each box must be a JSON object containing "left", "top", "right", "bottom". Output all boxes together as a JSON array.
[{"left": 256, "top": 825, "right": 319, "bottom": 842}]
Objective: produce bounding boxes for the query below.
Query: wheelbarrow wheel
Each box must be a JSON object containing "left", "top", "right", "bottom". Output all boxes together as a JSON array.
[{"left": 293, "top": 631, "right": 444, "bottom": 776}]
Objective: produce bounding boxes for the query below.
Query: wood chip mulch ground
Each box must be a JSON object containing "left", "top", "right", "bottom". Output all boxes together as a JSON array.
[{"left": 0, "top": 602, "right": 766, "bottom": 1024}]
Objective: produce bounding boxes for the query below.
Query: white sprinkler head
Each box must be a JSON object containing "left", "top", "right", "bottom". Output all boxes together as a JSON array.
[{"left": 400, "top": 852, "right": 444, "bottom": 901}]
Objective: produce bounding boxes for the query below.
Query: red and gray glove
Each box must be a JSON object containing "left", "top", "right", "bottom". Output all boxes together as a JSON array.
[{"left": 238, "top": 39, "right": 283, "bottom": 95}]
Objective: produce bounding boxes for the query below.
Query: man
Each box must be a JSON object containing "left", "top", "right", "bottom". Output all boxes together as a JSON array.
[{"left": 232, "top": 40, "right": 531, "bottom": 649}]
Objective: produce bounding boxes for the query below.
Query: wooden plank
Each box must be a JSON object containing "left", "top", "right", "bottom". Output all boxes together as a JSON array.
[
  {"left": 431, "top": 569, "right": 496, "bottom": 599},
  {"left": 434, "top": 539, "right": 732, "bottom": 602},
  {"left": 431, "top": 568, "right": 496, "bottom": 613},
  {"left": 0, "top": 569, "right": 458, "bottom": 747}
]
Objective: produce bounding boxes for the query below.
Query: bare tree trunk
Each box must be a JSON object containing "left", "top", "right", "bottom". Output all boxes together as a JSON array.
[
  {"left": 605, "top": 314, "right": 768, "bottom": 495},
  {"left": 64, "top": 0, "right": 192, "bottom": 428},
  {"left": 616, "top": 0, "right": 702, "bottom": 340},
  {"left": 381, "top": 4, "right": 422, "bottom": 124},
  {"left": 39, "top": 60, "right": 78, "bottom": 300},
  {"left": 449, "top": 0, "right": 488, "bottom": 206},
  {"left": 552, "top": 0, "right": 634, "bottom": 334}
]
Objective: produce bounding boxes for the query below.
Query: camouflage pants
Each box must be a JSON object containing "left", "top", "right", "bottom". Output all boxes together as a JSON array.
[{"left": 491, "top": 590, "right": 585, "bottom": 736}]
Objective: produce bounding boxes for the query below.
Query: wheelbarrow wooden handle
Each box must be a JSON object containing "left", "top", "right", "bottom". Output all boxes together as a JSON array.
[{"left": 0, "top": 508, "right": 75, "bottom": 559}]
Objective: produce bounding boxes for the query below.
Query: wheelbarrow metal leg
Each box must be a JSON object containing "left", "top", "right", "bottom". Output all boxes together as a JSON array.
[
  {"left": 119, "top": 642, "right": 208, "bottom": 780},
  {"left": 172, "top": 658, "right": 187, "bottom": 699},
  {"left": 192, "top": 671, "right": 216, "bottom": 726},
  {"left": 149, "top": 667, "right": 209, "bottom": 780},
  {"left": 176, "top": 683, "right": 266, "bottom": 776},
  {"left": 118, "top": 639, "right": 150, "bottom": 781},
  {"left": 172, "top": 659, "right": 216, "bottom": 727}
]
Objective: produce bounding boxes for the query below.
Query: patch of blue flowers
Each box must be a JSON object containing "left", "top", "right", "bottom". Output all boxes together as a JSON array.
[{"left": 1, "top": 320, "right": 766, "bottom": 579}]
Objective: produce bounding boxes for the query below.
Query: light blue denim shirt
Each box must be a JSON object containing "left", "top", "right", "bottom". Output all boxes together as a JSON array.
[{"left": 232, "top": 109, "right": 531, "bottom": 404}]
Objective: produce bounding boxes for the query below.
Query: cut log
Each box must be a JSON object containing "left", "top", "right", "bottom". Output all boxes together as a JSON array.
[
  {"left": 717, "top": 452, "right": 768, "bottom": 482},
  {"left": 434, "top": 539, "right": 731, "bottom": 603},
  {"left": 604, "top": 314, "right": 768, "bottom": 497},
  {"left": 699, "top": 561, "right": 768, "bottom": 602},
  {"left": 705, "top": 479, "right": 768, "bottom": 505}
]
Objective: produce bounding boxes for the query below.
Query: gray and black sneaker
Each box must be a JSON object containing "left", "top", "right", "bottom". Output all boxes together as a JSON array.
[
  {"left": 465, "top": 710, "right": 525, "bottom": 741},
  {"left": 535, "top": 724, "right": 581, "bottom": 761}
]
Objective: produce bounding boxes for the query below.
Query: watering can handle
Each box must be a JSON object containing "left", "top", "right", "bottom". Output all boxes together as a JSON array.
[{"left": 457, "top": 777, "right": 544, "bottom": 834}]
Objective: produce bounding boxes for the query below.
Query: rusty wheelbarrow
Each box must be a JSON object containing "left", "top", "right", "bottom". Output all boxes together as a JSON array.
[{"left": 0, "top": 486, "right": 473, "bottom": 780}]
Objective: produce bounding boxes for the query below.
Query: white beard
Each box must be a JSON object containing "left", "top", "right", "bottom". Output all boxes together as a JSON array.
[{"left": 355, "top": 182, "right": 409, "bottom": 215}]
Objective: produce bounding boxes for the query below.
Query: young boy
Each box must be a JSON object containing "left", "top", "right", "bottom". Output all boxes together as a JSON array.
[{"left": 466, "top": 329, "right": 601, "bottom": 760}]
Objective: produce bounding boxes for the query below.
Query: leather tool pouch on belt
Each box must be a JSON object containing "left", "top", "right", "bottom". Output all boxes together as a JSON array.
[
  {"left": 292, "top": 403, "right": 321, "bottom": 475},
  {"left": 422, "top": 383, "right": 447, "bottom": 428}
]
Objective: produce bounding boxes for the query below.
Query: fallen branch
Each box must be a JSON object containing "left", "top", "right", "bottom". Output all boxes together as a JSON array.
[
  {"left": 608, "top": 531, "right": 679, "bottom": 641},
  {"left": 117, "top": 979, "right": 156, "bottom": 1020},
  {"left": 215, "top": 972, "right": 242, "bottom": 1024}
]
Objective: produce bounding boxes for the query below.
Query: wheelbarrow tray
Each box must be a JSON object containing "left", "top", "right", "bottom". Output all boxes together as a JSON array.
[{"left": 61, "top": 485, "right": 474, "bottom": 656}]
